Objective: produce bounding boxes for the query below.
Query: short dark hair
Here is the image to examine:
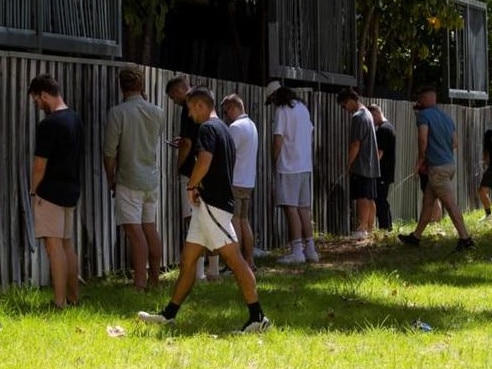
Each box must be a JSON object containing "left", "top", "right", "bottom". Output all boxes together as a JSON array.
[
  {"left": 187, "top": 86, "right": 215, "bottom": 108},
  {"left": 28, "top": 74, "right": 60, "bottom": 96},
  {"left": 220, "top": 93, "right": 244, "bottom": 111},
  {"left": 336, "top": 87, "right": 359, "bottom": 104},
  {"left": 166, "top": 75, "right": 189, "bottom": 94},
  {"left": 417, "top": 86, "right": 436, "bottom": 95},
  {"left": 119, "top": 67, "right": 144, "bottom": 93}
]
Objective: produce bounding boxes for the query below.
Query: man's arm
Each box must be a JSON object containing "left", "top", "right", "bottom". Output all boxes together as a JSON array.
[
  {"left": 347, "top": 140, "right": 360, "bottom": 172},
  {"left": 103, "top": 156, "right": 117, "bottom": 191},
  {"left": 178, "top": 137, "right": 192, "bottom": 168},
  {"left": 187, "top": 150, "right": 213, "bottom": 204},
  {"left": 31, "top": 156, "right": 47, "bottom": 194},
  {"left": 273, "top": 134, "right": 283, "bottom": 163}
]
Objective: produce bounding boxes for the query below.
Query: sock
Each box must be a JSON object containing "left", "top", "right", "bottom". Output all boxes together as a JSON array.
[
  {"left": 196, "top": 256, "right": 205, "bottom": 279},
  {"left": 486, "top": 208, "right": 491, "bottom": 216},
  {"left": 207, "top": 255, "right": 219, "bottom": 276},
  {"left": 291, "top": 239, "right": 303, "bottom": 256},
  {"left": 247, "top": 301, "right": 264, "bottom": 322},
  {"left": 162, "top": 302, "right": 180, "bottom": 319},
  {"left": 304, "top": 237, "right": 316, "bottom": 253}
]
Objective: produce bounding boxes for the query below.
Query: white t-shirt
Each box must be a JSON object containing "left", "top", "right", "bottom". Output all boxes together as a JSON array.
[
  {"left": 273, "top": 101, "right": 313, "bottom": 173},
  {"left": 228, "top": 114, "right": 258, "bottom": 188}
]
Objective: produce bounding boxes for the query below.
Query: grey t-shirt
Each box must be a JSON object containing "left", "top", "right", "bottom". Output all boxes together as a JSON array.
[{"left": 349, "top": 107, "right": 380, "bottom": 178}]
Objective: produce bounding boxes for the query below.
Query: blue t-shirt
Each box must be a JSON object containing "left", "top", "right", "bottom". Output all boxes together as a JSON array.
[{"left": 416, "top": 106, "right": 455, "bottom": 166}]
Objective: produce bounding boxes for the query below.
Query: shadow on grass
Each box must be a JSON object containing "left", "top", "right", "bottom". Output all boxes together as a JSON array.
[{"left": 1, "top": 229, "right": 492, "bottom": 337}]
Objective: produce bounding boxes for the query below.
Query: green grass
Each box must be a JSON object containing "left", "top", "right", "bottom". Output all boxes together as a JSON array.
[{"left": 2, "top": 211, "right": 492, "bottom": 368}]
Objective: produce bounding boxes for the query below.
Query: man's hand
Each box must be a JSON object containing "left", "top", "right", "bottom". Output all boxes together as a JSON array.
[{"left": 187, "top": 187, "right": 200, "bottom": 206}]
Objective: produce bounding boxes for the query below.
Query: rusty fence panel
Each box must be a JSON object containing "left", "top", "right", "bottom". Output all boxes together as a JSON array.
[{"left": 0, "top": 50, "right": 490, "bottom": 288}]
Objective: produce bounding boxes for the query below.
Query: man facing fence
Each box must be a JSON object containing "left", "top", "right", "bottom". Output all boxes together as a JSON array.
[
  {"left": 103, "top": 67, "right": 165, "bottom": 290},
  {"left": 29, "top": 74, "right": 84, "bottom": 308}
]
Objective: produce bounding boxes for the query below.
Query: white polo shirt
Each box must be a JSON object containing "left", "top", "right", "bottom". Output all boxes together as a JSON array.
[{"left": 228, "top": 114, "right": 258, "bottom": 188}]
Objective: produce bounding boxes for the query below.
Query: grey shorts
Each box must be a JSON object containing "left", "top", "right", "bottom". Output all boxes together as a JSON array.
[
  {"left": 232, "top": 186, "right": 253, "bottom": 218},
  {"left": 275, "top": 172, "right": 311, "bottom": 207}
]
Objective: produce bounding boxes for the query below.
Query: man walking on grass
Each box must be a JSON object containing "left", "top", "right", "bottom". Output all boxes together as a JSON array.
[
  {"left": 138, "top": 86, "right": 270, "bottom": 332},
  {"left": 398, "top": 86, "right": 473, "bottom": 251}
]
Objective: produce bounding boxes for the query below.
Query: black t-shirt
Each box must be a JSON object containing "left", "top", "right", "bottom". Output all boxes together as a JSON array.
[
  {"left": 34, "top": 109, "right": 84, "bottom": 207},
  {"left": 196, "top": 118, "right": 236, "bottom": 213},
  {"left": 376, "top": 121, "right": 396, "bottom": 183},
  {"left": 179, "top": 105, "right": 200, "bottom": 177}
]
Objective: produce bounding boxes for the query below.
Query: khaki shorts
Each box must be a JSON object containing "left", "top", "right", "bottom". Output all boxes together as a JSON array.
[
  {"left": 428, "top": 163, "right": 455, "bottom": 198},
  {"left": 186, "top": 201, "right": 238, "bottom": 251},
  {"left": 115, "top": 184, "right": 158, "bottom": 225},
  {"left": 275, "top": 172, "right": 311, "bottom": 207},
  {"left": 232, "top": 186, "right": 253, "bottom": 218},
  {"left": 33, "top": 196, "right": 74, "bottom": 239}
]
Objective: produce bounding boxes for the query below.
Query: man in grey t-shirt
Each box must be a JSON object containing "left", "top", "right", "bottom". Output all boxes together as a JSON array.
[{"left": 337, "top": 88, "right": 380, "bottom": 240}]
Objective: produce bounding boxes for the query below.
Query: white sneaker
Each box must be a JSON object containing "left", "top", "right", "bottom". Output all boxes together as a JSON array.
[
  {"left": 241, "top": 316, "right": 271, "bottom": 333},
  {"left": 351, "top": 231, "right": 368, "bottom": 240},
  {"left": 277, "top": 253, "right": 306, "bottom": 264},
  {"left": 137, "top": 311, "right": 174, "bottom": 325},
  {"left": 304, "top": 249, "right": 319, "bottom": 263}
]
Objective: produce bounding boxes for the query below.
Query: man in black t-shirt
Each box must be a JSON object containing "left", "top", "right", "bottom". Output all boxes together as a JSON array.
[
  {"left": 166, "top": 75, "right": 220, "bottom": 280},
  {"left": 139, "top": 86, "right": 269, "bottom": 333},
  {"left": 478, "top": 129, "right": 492, "bottom": 220},
  {"left": 368, "top": 104, "right": 396, "bottom": 230},
  {"left": 29, "top": 74, "right": 83, "bottom": 308}
]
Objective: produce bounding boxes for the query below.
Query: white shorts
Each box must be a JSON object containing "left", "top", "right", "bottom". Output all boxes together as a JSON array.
[
  {"left": 180, "top": 176, "right": 193, "bottom": 219},
  {"left": 115, "top": 184, "right": 158, "bottom": 225},
  {"left": 186, "top": 201, "right": 238, "bottom": 251}
]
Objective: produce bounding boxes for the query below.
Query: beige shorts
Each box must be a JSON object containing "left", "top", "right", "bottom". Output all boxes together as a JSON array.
[
  {"left": 232, "top": 186, "right": 253, "bottom": 218},
  {"left": 115, "top": 184, "right": 158, "bottom": 225},
  {"left": 428, "top": 163, "right": 455, "bottom": 198},
  {"left": 180, "top": 176, "right": 193, "bottom": 219},
  {"left": 186, "top": 201, "right": 238, "bottom": 251},
  {"left": 33, "top": 196, "right": 74, "bottom": 239}
]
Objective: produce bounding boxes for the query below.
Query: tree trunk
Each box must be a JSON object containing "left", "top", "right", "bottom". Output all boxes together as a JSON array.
[
  {"left": 358, "top": 4, "right": 375, "bottom": 90},
  {"left": 367, "top": 11, "right": 380, "bottom": 97},
  {"left": 142, "top": 16, "right": 154, "bottom": 65}
]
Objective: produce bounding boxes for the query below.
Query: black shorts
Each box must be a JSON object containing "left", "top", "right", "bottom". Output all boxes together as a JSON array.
[
  {"left": 350, "top": 175, "right": 377, "bottom": 200},
  {"left": 480, "top": 167, "right": 492, "bottom": 188}
]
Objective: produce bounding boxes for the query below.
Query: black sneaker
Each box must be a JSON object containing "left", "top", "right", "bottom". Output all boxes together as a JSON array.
[
  {"left": 455, "top": 238, "right": 475, "bottom": 252},
  {"left": 398, "top": 233, "right": 420, "bottom": 246}
]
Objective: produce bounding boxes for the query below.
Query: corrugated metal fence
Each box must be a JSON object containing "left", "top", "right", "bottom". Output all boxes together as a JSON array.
[{"left": 0, "top": 51, "right": 489, "bottom": 288}]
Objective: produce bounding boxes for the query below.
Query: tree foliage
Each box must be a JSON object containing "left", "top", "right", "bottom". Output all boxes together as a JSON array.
[{"left": 357, "top": 0, "right": 464, "bottom": 97}]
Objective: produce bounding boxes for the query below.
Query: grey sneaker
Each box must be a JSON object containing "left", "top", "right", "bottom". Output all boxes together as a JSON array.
[
  {"left": 137, "top": 311, "right": 175, "bottom": 325},
  {"left": 277, "top": 253, "right": 306, "bottom": 264},
  {"left": 241, "top": 316, "right": 270, "bottom": 333},
  {"left": 304, "top": 249, "right": 319, "bottom": 263}
]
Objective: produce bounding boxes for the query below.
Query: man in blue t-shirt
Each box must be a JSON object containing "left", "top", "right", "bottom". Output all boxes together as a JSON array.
[
  {"left": 29, "top": 74, "right": 83, "bottom": 308},
  {"left": 138, "top": 86, "right": 270, "bottom": 333},
  {"left": 398, "top": 87, "right": 473, "bottom": 251}
]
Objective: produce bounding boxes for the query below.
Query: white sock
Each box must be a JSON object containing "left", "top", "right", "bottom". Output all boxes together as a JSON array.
[
  {"left": 207, "top": 255, "right": 219, "bottom": 276},
  {"left": 305, "top": 237, "right": 316, "bottom": 253},
  {"left": 291, "top": 239, "right": 304, "bottom": 256},
  {"left": 196, "top": 256, "right": 205, "bottom": 279}
]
